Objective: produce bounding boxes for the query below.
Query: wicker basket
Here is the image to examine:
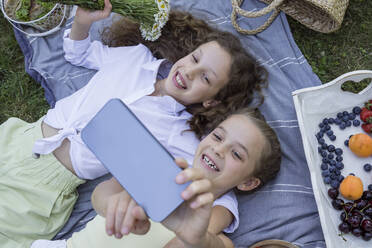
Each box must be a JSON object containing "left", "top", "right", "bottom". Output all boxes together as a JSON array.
[
  {"left": 1, "top": 0, "right": 70, "bottom": 36},
  {"left": 231, "top": 0, "right": 349, "bottom": 35}
]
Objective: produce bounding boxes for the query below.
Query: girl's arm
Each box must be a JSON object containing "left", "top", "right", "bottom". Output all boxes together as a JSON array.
[
  {"left": 69, "top": 0, "right": 112, "bottom": 41},
  {"left": 164, "top": 205, "right": 234, "bottom": 248},
  {"left": 161, "top": 158, "right": 235, "bottom": 248}
]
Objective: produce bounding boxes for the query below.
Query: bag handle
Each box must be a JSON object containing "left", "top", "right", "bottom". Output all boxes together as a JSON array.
[{"left": 231, "top": 0, "right": 285, "bottom": 35}]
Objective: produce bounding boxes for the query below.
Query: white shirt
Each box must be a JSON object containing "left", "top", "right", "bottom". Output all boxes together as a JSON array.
[{"left": 32, "top": 29, "right": 238, "bottom": 232}]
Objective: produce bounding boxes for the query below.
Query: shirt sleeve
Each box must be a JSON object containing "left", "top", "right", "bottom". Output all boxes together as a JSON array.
[
  {"left": 63, "top": 29, "right": 151, "bottom": 70},
  {"left": 213, "top": 191, "right": 239, "bottom": 233}
]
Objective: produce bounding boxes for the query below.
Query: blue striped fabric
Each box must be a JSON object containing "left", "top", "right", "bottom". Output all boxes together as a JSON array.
[{"left": 13, "top": 0, "right": 326, "bottom": 247}]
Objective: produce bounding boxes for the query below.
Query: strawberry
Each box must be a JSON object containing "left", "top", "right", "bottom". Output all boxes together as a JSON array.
[
  {"left": 360, "top": 107, "right": 372, "bottom": 123},
  {"left": 362, "top": 123, "right": 372, "bottom": 133},
  {"left": 365, "top": 100, "right": 372, "bottom": 111}
]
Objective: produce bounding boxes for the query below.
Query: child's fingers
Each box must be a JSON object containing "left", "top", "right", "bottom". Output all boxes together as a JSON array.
[
  {"left": 114, "top": 194, "right": 131, "bottom": 238},
  {"left": 174, "top": 157, "right": 189, "bottom": 170},
  {"left": 105, "top": 196, "right": 119, "bottom": 236},
  {"left": 181, "top": 178, "right": 212, "bottom": 200},
  {"left": 189, "top": 192, "right": 214, "bottom": 209},
  {"left": 175, "top": 167, "right": 204, "bottom": 184},
  {"left": 120, "top": 199, "right": 138, "bottom": 236},
  {"left": 130, "top": 206, "right": 150, "bottom": 235}
]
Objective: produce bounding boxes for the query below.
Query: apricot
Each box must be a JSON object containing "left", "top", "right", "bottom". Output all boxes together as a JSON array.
[
  {"left": 348, "top": 133, "right": 372, "bottom": 157},
  {"left": 339, "top": 175, "right": 364, "bottom": 201}
]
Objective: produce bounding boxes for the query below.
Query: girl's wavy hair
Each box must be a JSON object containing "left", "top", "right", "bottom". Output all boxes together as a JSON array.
[
  {"left": 101, "top": 11, "right": 268, "bottom": 139},
  {"left": 208, "top": 107, "right": 281, "bottom": 194}
]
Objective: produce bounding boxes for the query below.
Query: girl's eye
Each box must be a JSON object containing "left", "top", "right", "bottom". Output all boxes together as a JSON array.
[
  {"left": 192, "top": 54, "right": 198, "bottom": 63},
  {"left": 203, "top": 74, "right": 210, "bottom": 84},
  {"left": 232, "top": 150, "right": 242, "bottom": 160},
  {"left": 213, "top": 133, "right": 222, "bottom": 141}
]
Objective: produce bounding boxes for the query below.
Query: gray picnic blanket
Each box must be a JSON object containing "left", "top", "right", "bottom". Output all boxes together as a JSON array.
[{"left": 13, "top": 1, "right": 326, "bottom": 247}]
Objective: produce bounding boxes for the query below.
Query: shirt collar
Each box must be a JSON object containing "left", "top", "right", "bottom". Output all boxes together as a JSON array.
[{"left": 142, "top": 59, "right": 186, "bottom": 114}]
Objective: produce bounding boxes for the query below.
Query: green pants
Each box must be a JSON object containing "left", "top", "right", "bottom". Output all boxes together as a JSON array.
[{"left": 0, "top": 117, "right": 85, "bottom": 248}]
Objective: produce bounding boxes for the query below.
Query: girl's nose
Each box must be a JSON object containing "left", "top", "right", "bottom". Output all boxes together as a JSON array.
[
  {"left": 185, "top": 65, "right": 200, "bottom": 80},
  {"left": 213, "top": 144, "right": 225, "bottom": 158}
]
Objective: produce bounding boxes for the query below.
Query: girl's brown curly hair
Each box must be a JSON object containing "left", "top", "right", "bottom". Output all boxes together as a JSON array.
[{"left": 101, "top": 11, "right": 268, "bottom": 139}]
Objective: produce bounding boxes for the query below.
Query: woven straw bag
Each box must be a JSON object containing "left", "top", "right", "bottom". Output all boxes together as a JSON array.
[{"left": 231, "top": 0, "right": 349, "bottom": 35}]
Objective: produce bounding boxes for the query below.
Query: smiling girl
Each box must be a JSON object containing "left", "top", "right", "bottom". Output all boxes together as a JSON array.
[
  {"left": 0, "top": 0, "right": 268, "bottom": 247},
  {"left": 32, "top": 107, "right": 281, "bottom": 248}
]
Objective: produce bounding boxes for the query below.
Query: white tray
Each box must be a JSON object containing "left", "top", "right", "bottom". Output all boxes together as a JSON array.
[{"left": 292, "top": 70, "right": 372, "bottom": 248}]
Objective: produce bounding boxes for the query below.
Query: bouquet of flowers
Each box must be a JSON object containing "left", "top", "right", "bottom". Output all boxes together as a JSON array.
[{"left": 38, "top": 0, "right": 170, "bottom": 41}]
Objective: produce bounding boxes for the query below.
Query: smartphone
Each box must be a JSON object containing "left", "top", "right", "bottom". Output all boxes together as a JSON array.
[{"left": 81, "top": 98, "right": 189, "bottom": 222}]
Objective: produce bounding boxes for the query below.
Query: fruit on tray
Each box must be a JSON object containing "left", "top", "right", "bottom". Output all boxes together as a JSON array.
[
  {"left": 360, "top": 100, "right": 372, "bottom": 134},
  {"left": 348, "top": 133, "right": 372, "bottom": 157},
  {"left": 339, "top": 175, "right": 364, "bottom": 201}
]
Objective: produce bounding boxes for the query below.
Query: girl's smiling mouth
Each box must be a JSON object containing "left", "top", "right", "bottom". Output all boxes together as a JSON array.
[
  {"left": 201, "top": 154, "right": 220, "bottom": 172},
  {"left": 173, "top": 72, "right": 187, "bottom": 89}
]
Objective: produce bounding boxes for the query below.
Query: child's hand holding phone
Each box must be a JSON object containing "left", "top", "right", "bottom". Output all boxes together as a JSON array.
[{"left": 162, "top": 158, "right": 214, "bottom": 247}]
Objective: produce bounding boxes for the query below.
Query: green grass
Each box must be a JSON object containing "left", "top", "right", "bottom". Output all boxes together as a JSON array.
[
  {"left": 0, "top": 17, "right": 49, "bottom": 124},
  {"left": 0, "top": 0, "right": 371, "bottom": 124}
]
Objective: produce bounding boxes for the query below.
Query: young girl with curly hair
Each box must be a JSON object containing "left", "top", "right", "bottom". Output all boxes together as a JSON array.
[
  {"left": 0, "top": 0, "right": 268, "bottom": 247},
  {"left": 32, "top": 107, "right": 281, "bottom": 248}
]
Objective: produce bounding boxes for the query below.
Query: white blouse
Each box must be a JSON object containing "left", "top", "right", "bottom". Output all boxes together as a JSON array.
[{"left": 32, "top": 29, "right": 198, "bottom": 180}]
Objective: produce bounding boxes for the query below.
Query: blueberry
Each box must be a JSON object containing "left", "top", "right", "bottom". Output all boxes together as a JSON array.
[
  {"left": 322, "top": 170, "right": 330, "bottom": 177},
  {"left": 330, "top": 135, "right": 336, "bottom": 141},
  {"left": 369, "top": 184, "right": 372, "bottom": 191},
  {"left": 349, "top": 173, "right": 355, "bottom": 176},
  {"left": 335, "top": 118, "right": 342, "bottom": 125},
  {"left": 324, "top": 177, "right": 331, "bottom": 184},
  {"left": 353, "top": 106, "right": 362, "bottom": 114},
  {"left": 321, "top": 163, "right": 328, "bottom": 170},
  {"left": 348, "top": 113, "right": 356, "bottom": 120},
  {"left": 330, "top": 160, "right": 336, "bottom": 166},
  {"left": 321, "top": 151, "right": 327, "bottom": 157},
  {"left": 335, "top": 169, "right": 341, "bottom": 176},
  {"left": 353, "top": 120, "right": 360, "bottom": 126},
  {"left": 322, "top": 143, "right": 328, "bottom": 149},
  {"left": 340, "top": 123, "right": 346, "bottom": 130},
  {"left": 344, "top": 139, "right": 349, "bottom": 147},
  {"left": 316, "top": 131, "right": 324, "bottom": 139},
  {"left": 326, "top": 130, "right": 334, "bottom": 136},
  {"left": 322, "top": 157, "right": 329, "bottom": 163},
  {"left": 335, "top": 148, "right": 343, "bottom": 155},
  {"left": 364, "top": 163, "right": 372, "bottom": 172},
  {"left": 335, "top": 162, "right": 344, "bottom": 170},
  {"left": 327, "top": 145, "right": 335, "bottom": 152},
  {"left": 322, "top": 118, "right": 329, "bottom": 125},
  {"left": 346, "top": 120, "right": 352, "bottom": 127},
  {"left": 328, "top": 154, "right": 334, "bottom": 160},
  {"left": 343, "top": 111, "right": 349, "bottom": 116},
  {"left": 337, "top": 112, "right": 343, "bottom": 118},
  {"left": 319, "top": 122, "right": 325, "bottom": 128},
  {"left": 331, "top": 180, "right": 340, "bottom": 189},
  {"left": 336, "top": 156, "right": 343, "bottom": 162},
  {"left": 338, "top": 175, "right": 344, "bottom": 182},
  {"left": 318, "top": 138, "right": 325, "bottom": 144},
  {"left": 329, "top": 166, "right": 336, "bottom": 173},
  {"left": 325, "top": 125, "right": 331, "bottom": 131},
  {"left": 328, "top": 118, "right": 335, "bottom": 124},
  {"left": 342, "top": 115, "right": 349, "bottom": 122},
  {"left": 318, "top": 147, "right": 322, "bottom": 153},
  {"left": 330, "top": 173, "right": 337, "bottom": 180}
]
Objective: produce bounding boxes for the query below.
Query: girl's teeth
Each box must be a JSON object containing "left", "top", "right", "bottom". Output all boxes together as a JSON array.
[
  {"left": 176, "top": 74, "right": 185, "bottom": 88},
  {"left": 203, "top": 155, "right": 218, "bottom": 171}
]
